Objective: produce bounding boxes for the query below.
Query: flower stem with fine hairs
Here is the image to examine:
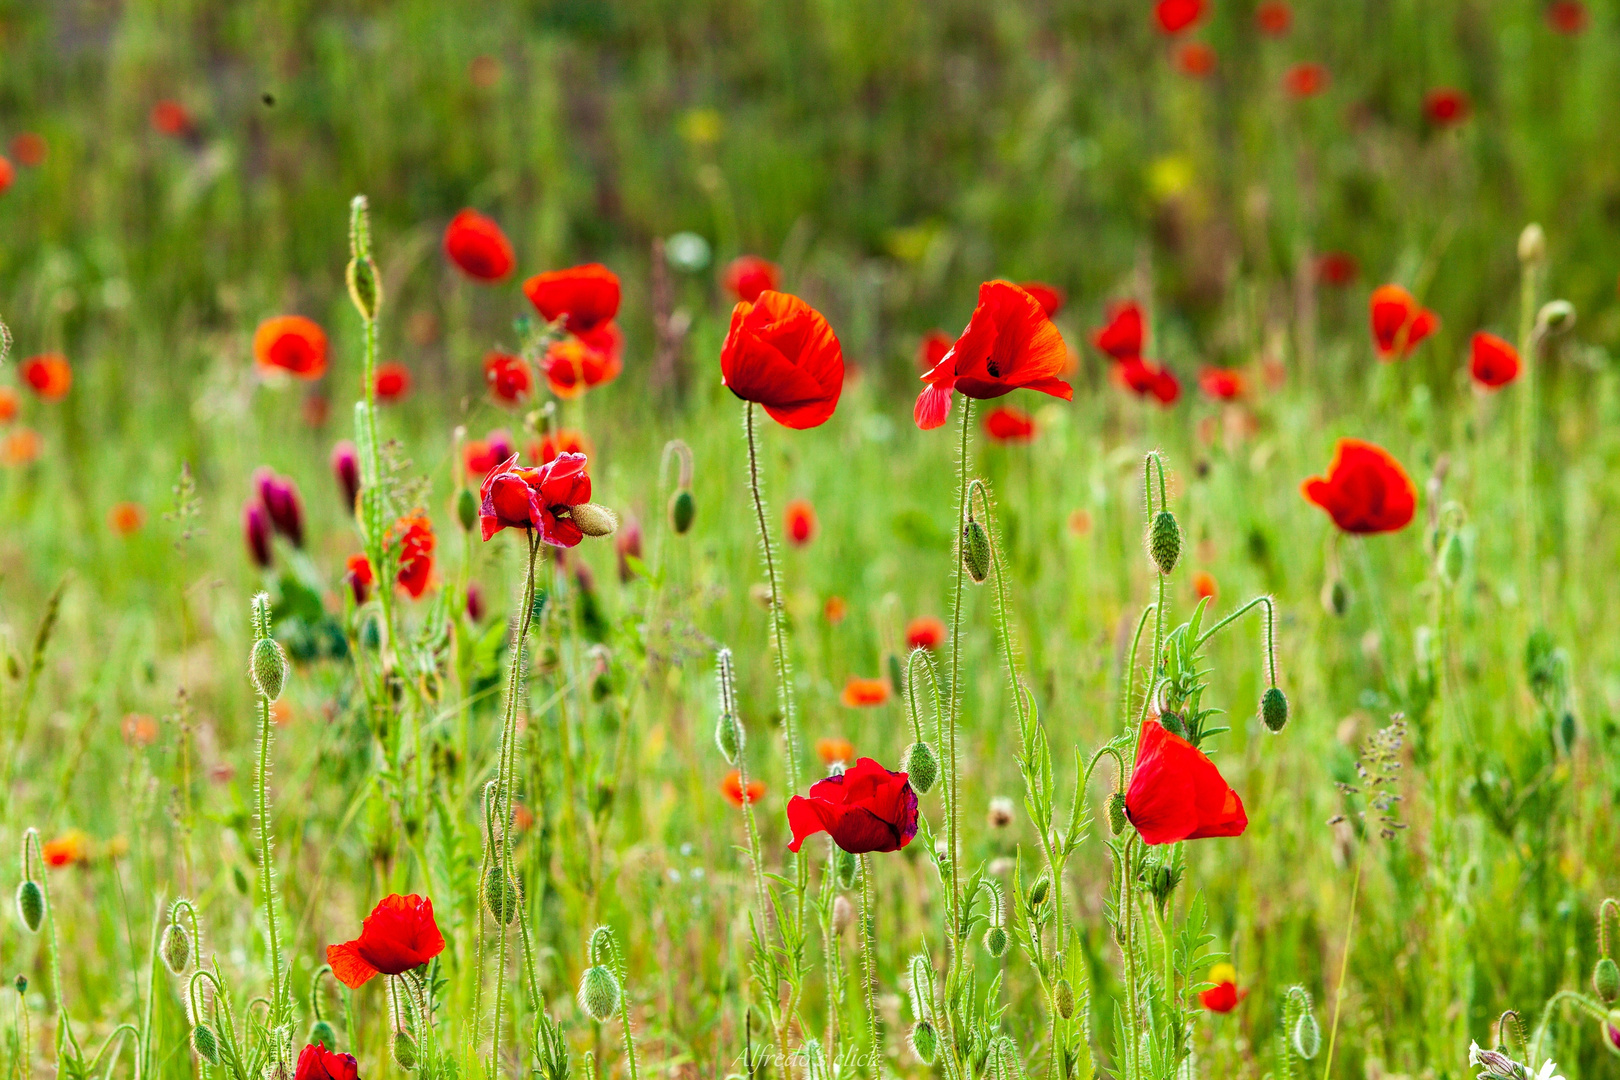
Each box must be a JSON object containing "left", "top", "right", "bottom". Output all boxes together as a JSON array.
[
  {"left": 742, "top": 403, "right": 801, "bottom": 795},
  {"left": 860, "top": 854, "right": 882, "bottom": 1080},
  {"left": 944, "top": 398, "right": 974, "bottom": 958},
  {"left": 1321, "top": 856, "right": 1362, "bottom": 1080},
  {"left": 249, "top": 599, "right": 289, "bottom": 1033}
]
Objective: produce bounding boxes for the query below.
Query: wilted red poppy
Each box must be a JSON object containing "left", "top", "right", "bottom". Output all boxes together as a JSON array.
[
  {"left": 244, "top": 501, "right": 273, "bottom": 568},
  {"left": 721, "top": 290, "right": 845, "bottom": 429},
  {"left": 0, "top": 386, "right": 18, "bottom": 423},
  {"left": 817, "top": 737, "right": 855, "bottom": 764},
  {"left": 479, "top": 451, "right": 593, "bottom": 547},
  {"left": 916, "top": 281, "right": 1071, "bottom": 430},
  {"left": 108, "top": 502, "right": 145, "bottom": 535},
  {"left": 1198, "top": 367, "right": 1245, "bottom": 401},
  {"left": 391, "top": 516, "right": 436, "bottom": 598},
  {"left": 150, "top": 100, "right": 193, "bottom": 137},
  {"left": 531, "top": 429, "right": 593, "bottom": 465},
  {"left": 374, "top": 362, "right": 411, "bottom": 403},
  {"left": 443, "top": 209, "right": 515, "bottom": 282},
  {"left": 906, "top": 617, "right": 946, "bottom": 651},
  {"left": 1092, "top": 300, "right": 1145, "bottom": 360},
  {"left": 1301, "top": 438, "right": 1416, "bottom": 534},
  {"left": 294, "top": 1044, "right": 358, "bottom": 1080},
  {"left": 1193, "top": 570, "right": 1217, "bottom": 600},
  {"left": 41, "top": 831, "right": 88, "bottom": 867},
  {"left": 918, "top": 330, "right": 952, "bottom": 372},
  {"left": 1174, "top": 42, "right": 1217, "bottom": 78},
  {"left": 1154, "top": 0, "right": 1205, "bottom": 34},
  {"left": 787, "top": 757, "right": 919, "bottom": 854},
  {"left": 1315, "top": 251, "right": 1359, "bottom": 286},
  {"left": 326, "top": 893, "right": 446, "bottom": 989},
  {"left": 1282, "top": 63, "right": 1328, "bottom": 98},
  {"left": 722, "top": 770, "right": 765, "bottom": 806},
  {"left": 522, "top": 263, "right": 620, "bottom": 334},
  {"left": 1424, "top": 87, "right": 1471, "bottom": 126},
  {"left": 984, "top": 405, "right": 1036, "bottom": 442},
  {"left": 1019, "top": 282, "right": 1065, "bottom": 318},
  {"left": 723, "top": 256, "right": 781, "bottom": 303},
  {"left": 483, "top": 352, "right": 531, "bottom": 405},
  {"left": 1125, "top": 719, "right": 1247, "bottom": 845},
  {"left": 331, "top": 441, "right": 360, "bottom": 511},
  {"left": 1469, "top": 331, "right": 1520, "bottom": 390},
  {"left": 1200, "top": 964, "right": 1247, "bottom": 1013},
  {"left": 10, "top": 133, "right": 45, "bottom": 168},
  {"left": 841, "top": 677, "right": 890, "bottom": 708},
  {"left": 541, "top": 328, "right": 622, "bottom": 399},
  {"left": 21, "top": 354, "right": 71, "bottom": 400},
  {"left": 1369, "top": 284, "right": 1439, "bottom": 360},
  {"left": 254, "top": 316, "right": 328, "bottom": 380},
  {"left": 784, "top": 499, "right": 817, "bottom": 546},
  {"left": 346, "top": 553, "right": 374, "bottom": 604},
  {"left": 1255, "top": 1, "right": 1292, "bottom": 35},
  {"left": 1546, "top": 1, "right": 1588, "bottom": 34}
]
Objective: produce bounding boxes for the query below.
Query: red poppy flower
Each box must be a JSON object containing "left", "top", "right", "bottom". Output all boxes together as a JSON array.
[
  {"left": 984, "top": 405, "right": 1036, "bottom": 442},
  {"left": 784, "top": 499, "right": 817, "bottom": 546},
  {"left": 21, "top": 354, "right": 71, "bottom": 400},
  {"left": 722, "top": 770, "right": 765, "bottom": 806},
  {"left": 1, "top": 428, "right": 41, "bottom": 467},
  {"left": 541, "top": 327, "right": 622, "bottom": 399},
  {"left": 1469, "top": 331, "right": 1520, "bottom": 390},
  {"left": 1174, "top": 42, "right": 1217, "bottom": 78},
  {"left": 1125, "top": 719, "right": 1247, "bottom": 845},
  {"left": 1369, "top": 284, "right": 1439, "bottom": 360},
  {"left": 483, "top": 351, "right": 532, "bottom": 405},
  {"left": 150, "top": 100, "right": 193, "bottom": 137},
  {"left": 1301, "top": 439, "right": 1416, "bottom": 534},
  {"left": 41, "top": 831, "right": 87, "bottom": 867},
  {"left": 443, "top": 209, "right": 515, "bottom": 282},
  {"left": 1115, "top": 358, "right": 1180, "bottom": 407},
  {"left": 0, "top": 386, "right": 16, "bottom": 423},
  {"left": 391, "top": 516, "right": 436, "bottom": 598},
  {"left": 787, "top": 757, "right": 919, "bottom": 854},
  {"left": 254, "top": 316, "right": 328, "bottom": 380},
  {"left": 1092, "top": 300, "right": 1145, "bottom": 360},
  {"left": 906, "top": 617, "right": 946, "bottom": 652},
  {"left": 346, "top": 553, "right": 374, "bottom": 604},
  {"left": 464, "top": 430, "right": 515, "bottom": 479},
  {"left": 1315, "top": 251, "right": 1359, "bottom": 286},
  {"left": 1255, "top": 1, "right": 1292, "bottom": 35},
  {"left": 522, "top": 263, "right": 620, "bottom": 334},
  {"left": 479, "top": 451, "right": 593, "bottom": 547},
  {"left": 0, "top": 156, "right": 11, "bottom": 195},
  {"left": 294, "top": 1044, "right": 358, "bottom": 1080},
  {"left": 1151, "top": 366, "right": 1181, "bottom": 405},
  {"left": 373, "top": 362, "right": 411, "bottom": 403},
  {"left": 1282, "top": 63, "right": 1329, "bottom": 98},
  {"left": 817, "top": 737, "right": 855, "bottom": 764},
  {"left": 1546, "top": 1, "right": 1588, "bottom": 34},
  {"left": 1198, "top": 367, "right": 1245, "bottom": 401},
  {"left": 918, "top": 330, "right": 952, "bottom": 372},
  {"left": 840, "top": 677, "right": 890, "bottom": 708},
  {"left": 723, "top": 256, "right": 781, "bottom": 303},
  {"left": 1019, "top": 282, "right": 1065, "bottom": 318},
  {"left": 1193, "top": 570, "right": 1217, "bottom": 600},
  {"left": 1424, "top": 87, "right": 1471, "bottom": 126},
  {"left": 1200, "top": 965, "right": 1248, "bottom": 1013},
  {"left": 1154, "top": 0, "right": 1205, "bottom": 35},
  {"left": 916, "top": 281, "right": 1071, "bottom": 430},
  {"left": 530, "top": 429, "right": 593, "bottom": 465},
  {"left": 721, "top": 290, "right": 845, "bottom": 429},
  {"left": 10, "top": 133, "right": 46, "bottom": 168},
  {"left": 325, "top": 893, "right": 446, "bottom": 989}
]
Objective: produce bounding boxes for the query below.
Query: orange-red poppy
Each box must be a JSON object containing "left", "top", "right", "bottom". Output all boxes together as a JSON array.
[
  {"left": 530, "top": 429, "right": 593, "bottom": 465},
  {"left": 817, "top": 737, "right": 856, "bottom": 765},
  {"left": 1116, "top": 357, "right": 1180, "bottom": 406},
  {"left": 374, "top": 362, "right": 412, "bottom": 403},
  {"left": 1424, "top": 87, "right": 1471, "bottom": 126},
  {"left": 784, "top": 499, "right": 817, "bottom": 547},
  {"left": 1153, "top": 0, "right": 1205, "bottom": 34},
  {"left": 984, "top": 405, "right": 1036, "bottom": 442},
  {"left": 1283, "top": 63, "right": 1328, "bottom": 98},
  {"left": 1546, "top": 1, "right": 1588, "bottom": 33},
  {"left": 523, "top": 263, "right": 621, "bottom": 334},
  {"left": 325, "top": 894, "right": 446, "bottom": 989},
  {"left": 108, "top": 502, "right": 146, "bottom": 535},
  {"left": 1019, "top": 282, "right": 1065, "bottom": 318},
  {"left": 1092, "top": 300, "right": 1145, "bottom": 360},
  {"left": 1126, "top": 719, "right": 1247, "bottom": 844},
  {"left": 916, "top": 281, "right": 1071, "bottom": 430},
  {"left": 1174, "top": 42, "right": 1217, "bottom": 78},
  {"left": 483, "top": 351, "right": 532, "bottom": 405},
  {"left": 2, "top": 428, "right": 42, "bottom": 467},
  {"left": 0, "top": 156, "right": 11, "bottom": 195},
  {"left": 917, "top": 330, "right": 952, "bottom": 372},
  {"left": 1301, "top": 439, "right": 1416, "bottom": 534},
  {"left": 42, "top": 830, "right": 89, "bottom": 867},
  {"left": 1193, "top": 571, "right": 1217, "bottom": 601},
  {"left": 21, "top": 354, "right": 71, "bottom": 400},
  {"left": 443, "top": 209, "right": 515, "bottom": 282},
  {"left": 1198, "top": 367, "right": 1245, "bottom": 401},
  {"left": 464, "top": 430, "right": 514, "bottom": 478},
  {"left": 0, "top": 386, "right": 17, "bottom": 422},
  {"left": 1469, "top": 332, "right": 1520, "bottom": 390},
  {"left": 823, "top": 595, "right": 848, "bottom": 624},
  {"left": 390, "top": 515, "right": 436, "bottom": 598},
  {"left": 722, "top": 291, "right": 845, "bottom": 429},
  {"left": 906, "top": 617, "right": 946, "bottom": 652},
  {"left": 1068, "top": 509, "right": 1092, "bottom": 537},
  {"left": 346, "top": 553, "right": 374, "bottom": 604},
  {"left": 722, "top": 769, "right": 766, "bottom": 806},
  {"left": 122, "top": 713, "right": 159, "bottom": 746},
  {"left": 1369, "top": 284, "right": 1439, "bottom": 360},
  {"left": 10, "top": 133, "right": 46, "bottom": 167},
  {"left": 1201, "top": 964, "right": 1248, "bottom": 1013},
  {"left": 723, "top": 256, "right": 781, "bottom": 303},
  {"left": 541, "top": 328, "right": 622, "bottom": 399},
  {"left": 1254, "top": 1, "right": 1292, "bottom": 35},
  {"left": 841, "top": 677, "right": 891, "bottom": 708},
  {"left": 254, "top": 316, "right": 328, "bottom": 380},
  {"left": 150, "top": 100, "right": 193, "bottom": 137}
]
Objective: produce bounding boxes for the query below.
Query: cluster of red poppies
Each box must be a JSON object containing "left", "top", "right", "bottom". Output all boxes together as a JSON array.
[{"left": 1091, "top": 300, "right": 1180, "bottom": 405}]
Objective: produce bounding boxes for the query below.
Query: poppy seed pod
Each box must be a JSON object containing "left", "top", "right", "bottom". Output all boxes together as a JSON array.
[
  {"left": 1518, "top": 223, "right": 1547, "bottom": 267},
  {"left": 15, "top": 880, "right": 43, "bottom": 932},
  {"left": 484, "top": 865, "right": 522, "bottom": 924},
  {"left": 390, "top": 1030, "right": 417, "bottom": 1069},
  {"left": 457, "top": 487, "right": 478, "bottom": 533},
  {"left": 1593, "top": 957, "right": 1620, "bottom": 1003},
  {"left": 569, "top": 502, "right": 619, "bottom": 538},
  {"left": 1106, "top": 791, "right": 1127, "bottom": 836},
  {"left": 308, "top": 1019, "right": 337, "bottom": 1049},
  {"left": 669, "top": 488, "right": 695, "bottom": 534},
  {"left": 579, "top": 964, "right": 621, "bottom": 1022},
  {"left": 909, "top": 1020, "right": 939, "bottom": 1064},
  {"left": 160, "top": 921, "right": 191, "bottom": 974},
  {"left": 901, "top": 740, "right": 939, "bottom": 794},
  {"left": 251, "top": 637, "right": 288, "bottom": 702},
  {"left": 1055, "top": 979, "right": 1075, "bottom": 1019},
  {"left": 714, "top": 710, "right": 743, "bottom": 764},
  {"left": 1260, "top": 687, "right": 1289, "bottom": 733},
  {"left": 984, "top": 925, "right": 1008, "bottom": 958},
  {"left": 962, "top": 518, "right": 991, "bottom": 583},
  {"left": 191, "top": 1024, "right": 220, "bottom": 1064},
  {"left": 1292, "top": 1009, "right": 1322, "bottom": 1060},
  {"left": 1149, "top": 510, "right": 1181, "bottom": 575}
]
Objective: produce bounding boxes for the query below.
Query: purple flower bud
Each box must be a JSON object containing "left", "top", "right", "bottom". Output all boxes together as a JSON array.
[
  {"left": 254, "top": 468, "right": 305, "bottom": 548},
  {"left": 465, "top": 582, "right": 486, "bottom": 623},
  {"left": 486, "top": 428, "right": 515, "bottom": 466},
  {"left": 243, "top": 501, "right": 273, "bottom": 568},
  {"left": 331, "top": 440, "right": 360, "bottom": 513}
]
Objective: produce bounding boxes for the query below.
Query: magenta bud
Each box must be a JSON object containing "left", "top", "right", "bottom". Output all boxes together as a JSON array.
[
  {"left": 331, "top": 440, "right": 360, "bottom": 512},
  {"left": 243, "top": 501, "right": 273, "bottom": 568},
  {"left": 486, "top": 428, "right": 515, "bottom": 466},
  {"left": 466, "top": 582, "right": 486, "bottom": 623},
  {"left": 254, "top": 468, "right": 305, "bottom": 547},
  {"left": 615, "top": 516, "right": 643, "bottom": 583}
]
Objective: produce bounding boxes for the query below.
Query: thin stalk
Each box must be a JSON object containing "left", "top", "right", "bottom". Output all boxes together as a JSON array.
[
  {"left": 254, "top": 688, "right": 286, "bottom": 1025},
  {"left": 860, "top": 855, "right": 882, "bottom": 1080},
  {"left": 944, "top": 398, "right": 975, "bottom": 957},
  {"left": 1516, "top": 254, "right": 1540, "bottom": 621},
  {"left": 1321, "top": 857, "right": 1362, "bottom": 1080}
]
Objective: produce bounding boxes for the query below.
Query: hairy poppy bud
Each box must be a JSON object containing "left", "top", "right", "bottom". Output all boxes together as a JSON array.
[
  {"left": 191, "top": 1025, "right": 220, "bottom": 1064},
  {"left": 569, "top": 503, "right": 619, "bottom": 538},
  {"left": 457, "top": 487, "right": 477, "bottom": 533},
  {"left": 579, "top": 964, "right": 621, "bottom": 1022},
  {"left": 308, "top": 1020, "right": 337, "bottom": 1049},
  {"left": 832, "top": 894, "right": 854, "bottom": 932},
  {"left": 901, "top": 741, "right": 939, "bottom": 794},
  {"left": 1322, "top": 577, "right": 1349, "bottom": 617},
  {"left": 909, "top": 1020, "right": 939, "bottom": 1064},
  {"left": 1536, "top": 299, "right": 1575, "bottom": 336},
  {"left": 346, "top": 256, "right": 382, "bottom": 323},
  {"left": 1594, "top": 957, "right": 1620, "bottom": 1003},
  {"left": 1260, "top": 687, "right": 1289, "bottom": 733},
  {"left": 1158, "top": 711, "right": 1187, "bottom": 738},
  {"left": 1106, "top": 791, "right": 1127, "bottom": 835},
  {"left": 984, "top": 925, "right": 1008, "bottom": 958},
  {"left": 835, "top": 848, "right": 859, "bottom": 891},
  {"left": 15, "top": 880, "right": 43, "bottom": 932},
  {"left": 251, "top": 637, "right": 288, "bottom": 702},
  {"left": 1149, "top": 510, "right": 1181, "bottom": 575},
  {"left": 1292, "top": 1009, "right": 1321, "bottom": 1060},
  {"left": 1028, "top": 875, "right": 1050, "bottom": 908},
  {"left": 390, "top": 1030, "right": 417, "bottom": 1069},
  {"left": 484, "top": 865, "right": 522, "bottom": 924},
  {"left": 714, "top": 711, "right": 743, "bottom": 764},
  {"left": 1054, "top": 978, "right": 1075, "bottom": 1019},
  {"left": 962, "top": 518, "right": 991, "bottom": 583},
  {"left": 1518, "top": 223, "right": 1546, "bottom": 267},
  {"left": 160, "top": 921, "right": 191, "bottom": 974},
  {"left": 669, "top": 489, "right": 695, "bottom": 534}
]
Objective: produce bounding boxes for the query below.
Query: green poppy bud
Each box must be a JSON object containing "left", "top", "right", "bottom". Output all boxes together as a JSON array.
[
  {"left": 484, "top": 865, "right": 522, "bottom": 924},
  {"left": 984, "top": 925, "right": 1008, "bottom": 958},
  {"left": 1292, "top": 1009, "right": 1321, "bottom": 1060},
  {"left": 160, "top": 921, "right": 191, "bottom": 974},
  {"left": 835, "top": 848, "right": 859, "bottom": 891},
  {"left": 901, "top": 740, "right": 939, "bottom": 794},
  {"left": 192, "top": 1025, "right": 220, "bottom": 1064},
  {"left": 346, "top": 256, "right": 382, "bottom": 323},
  {"left": 714, "top": 711, "right": 743, "bottom": 765},
  {"left": 569, "top": 503, "right": 619, "bottom": 538},
  {"left": 15, "top": 880, "right": 43, "bottom": 932},
  {"left": 1149, "top": 510, "right": 1181, "bottom": 575},
  {"left": 1106, "top": 791, "right": 1127, "bottom": 836},
  {"left": 1260, "top": 687, "right": 1289, "bottom": 733},
  {"left": 1055, "top": 978, "right": 1075, "bottom": 1019},
  {"left": 457, "top": 488, "right": 478, "bottom": 533},
  {"left": 251, "top": 637, "right": 287, "bottom": 702},
  {"left": 1028, "top": 875, "right": 1050, "bottom": 907},
  {"left": 909, "top": 1020, "right": 939, "bottom": 1064},
  {"left": 962, "top": 518, "right": 991, "bottom": 584},
  {"left": 669, "top": 489, "right": 695, "bottom": 535},
  {"left": 579, "top": 964, "right": 621, "bottom": 1022},
  {"left": 1593, "top": 957, "right": 1620, "bottom": 1004},
  {"left": 390, "top": 1030, "right": 417, "bottom": 1069},
  {"left": 308, "top": 1020, "right": 338, "bottom": 1049}
]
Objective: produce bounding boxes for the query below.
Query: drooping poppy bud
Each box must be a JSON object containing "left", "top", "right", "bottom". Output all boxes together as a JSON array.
[
  {"left": 160, "top": 920, "right": 191, "bottom": 974},
  {"left": 1260, "top": 686, "right": 1289, "bottom": 733},
  {"left": 307, "top": 1022, "right": 338, "bottom": 1052},
  {"left": 1293, "top": 1008, "right": 1322, "bottom": 1059},
  {"left": 191, "top": 1025, "right": 220, "bottom": 1064},
  {"left": 1593, "top": 957, "right": 1620, "bottom": 1003},
  {"left": 15, "top": 880, "right": 43, "bottom": 932},
  {"left": 669, "top": 488, "right": 695, "bottom": 534},
  {"left": 390, "top": 1031, "right": 418, "bottom": 1070},
  {"left": 901, "top": 741, "right": 939, "bottom": 794},
  {"left": 578, "top": 964, "right": 622, "bottom": 1022},
  {"left": 909, "top": 1020, "right": 939, "bottom": 1064},
  {"left": 962, "top": 518, "right": 991, "bottom": 583},
  {"left": 983, "top": 924, "right": 1008, "bottom": 958},
  {"left": 483, "top": 865, "right": 521, "bottom": 925}
]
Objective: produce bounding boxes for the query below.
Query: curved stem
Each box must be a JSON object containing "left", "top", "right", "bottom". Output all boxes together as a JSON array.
[{"left": 1193, "top": 595, "right": 1280, "bottom": 686}]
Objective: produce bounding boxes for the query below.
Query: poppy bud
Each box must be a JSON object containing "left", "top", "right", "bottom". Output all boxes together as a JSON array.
[
  {"left": 251, "top": 637, "right": 288, "bottom": 702},
  {"left": 484, "top": 865, "right": 522, "bottom": 924},
  {"left": 962, "top": 518, "right": 991, "bottom": 583},
  {"left": 1594, "top": 957, "right": 1620, "bottom": 1003},
  {"left": 669, "top": 489, "right": 695, "bottom": 534},
  {"left": 346, "top": 256, "right": 382, "bottom": 323},
  {"left": 887, "top": 653, "right": 904, "bottom": 698},
  {"left": 1439, "top": 532, "right": 1465, "bottom": 585},
  {"left": 835, "top": 848, "right": 859, "bottom": 891},
  {"left": 578, "top": 964, "right": 621, "bottom": 1022},
  {"left": 901, "top": 741, "right": 939, "bottom": 794},
  {"left": 1518, "top": 223, "right": 1546, "bottom": 267},
  {"left": 1106, "top": 791, "right": 1127, "bottom": 836},
  {"left": 191, "top": 1024, "right": 220, "bottom": 1064},
  {"left": 909, "top": 1020, "right": 939, "bottom": 1064},
  {"left": 714, "top": 710, "right": 743, "bottom": 764},
  {"left": 832, "top": 894, "right": 854, "bottom": 932},
  {"left": 15, "top": 880, "right": 43, "bottom": 932},
  {"left": 1321, "top": 577, "right": 1349, "bottom": 617},
  {"left": 1028, "top": 875, "right": 1050, "bottom": 907},
  {"left": 331, "top": 441, "right": 361, "bottom": 513},
  {"left": 1158, "top": 711, "right": 1187, "bottom": 739},
  {"left": 160, "top": 921, "right": 191, "bottom": 974},
  {"left": 308, "top": 1020, "right": 337, "bottom": 1049},
  {"left": 984, "top": 925, "right": 1008, "bottom": 958},
  {"left": 390, "top": 1030, "right": 417, "bottom": 1069},
  {"left": 569, "top": 503, "right": 619, "bottom": 538},
  {"left": 1054, "top": 978, "right": 1075, "bottom": 1019},
  {"left": 1149, "top": 510, "right": 1181, "bottom": 575},
  {"left": 1292, "top": 1009, "right": 1321, "bottom": 1060},
  {"left": 13, "top": 976, "right": 24, "bottom": 995},
  {"left": 457, "top": 487, "right": 477, "bottom": 533},
  {"left": 1536, "top": 300, "right": 1575, "bottom": 336},
  {"left": 1260, "top": 687, "right": 1289, "bottom": 733}
]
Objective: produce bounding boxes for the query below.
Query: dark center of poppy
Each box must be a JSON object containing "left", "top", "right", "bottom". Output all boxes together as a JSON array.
[{"left": 986, "top": 359, "right": 1000, "bottom": 378}]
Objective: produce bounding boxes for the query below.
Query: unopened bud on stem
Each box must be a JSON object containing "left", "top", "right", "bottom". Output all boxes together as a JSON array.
[
  {"left": 962, "top": 518, "right": 991, "bottom": 584},
  {"left": 160, "top": 921, "right": 191, "bottom": 974},
  {"left": 569, "top": 503, "right": 619, "bottom": 538},
  {"left": 251, "top": 637, "right": 288, "bottom": 702},
  {"left": 1260, "top": 687, "right": 1289, "bottom": 733},
  {"left": 901, "top": 741, "right": 939, "bottom": 794},
  {"left": 1518, "top": 223, "right": 1546, "bottom": 267},
  {"left": 15, "top": 880, "right": 43, "bottom": 932},
  {"left": 1149, "top": 510, "right": 1181, "bottom": 575},
  {"left": 579, "top": 964, "right": 621, "bottom": 1022}
]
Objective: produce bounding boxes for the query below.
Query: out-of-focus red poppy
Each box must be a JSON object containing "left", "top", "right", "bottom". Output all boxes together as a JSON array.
[
  {"left": 1154, "top": 0, "right": 1205, "bottom": 35},
  {"left": 817, "top": 737, "right": 855, "bottom": 765},
  {"left": 1283, "top": 63, "right": 1328, "bottom": 98},
  {"left": 721, "top": 291, "right": 845, "bottom": 429},
  {"left": 374, "top": 362, "right": 412, "bottom": 403},
  {"left": 1369, "top": 284, "right": 1439, "bottom": 360},
  {"left": 530, "top": 429, "right": 593, "bottom": 465},
  {"left": 21, "top": 354, "right": 71, "bottom": 400},
  {"left": 1316, "top": 251, "right": 1359, "bottom": 286},
  {"left": 122, "top": 713, "right": 159, "bottom": 746},
  {"left": 465, "top": 580, "right": 487, "bottom": 621},
  {"left": 483, "top": 351, "right": 531, "bottom": 405},
  {"left": 1019, "top": 282, "right": 1065, "bottom": 318},
  {"left": 1116, "top": 358, "right": 1180, "bottom": 406},
  {"left": 917, "top": 330, "right": 952, "bottom": 372},
  {"left": 1068, "top": 509, "right": 1092, "bottom": 536},
  {"left": 42, "top": 831, "right": 89, "bottom": 867},
  {"left": 244, "top": 501, "right": 273, "bottom": 568},
  {"left": 522, "top": 263, "right": 620, "bottom": 334},
  {"left": 841, "top": 677, "right": 890, "bottom": 708},
  {"left": 1424, "top": 87, "right": 1471, "bottom": 126},
  {"left": 464, "top": 430, "right": 515, "bottom": 479},
  {"left": 1174, "top": 42, "right": 1217, "bottom": 78},
  {"left": 916, "top": 281, "right": 1071, "bottom": 430},
  {"left": 302, "top": 393, "right": 330, "bottom": 428},
  {"left": 824, "top": 595, "right": 848, "bottom": 624},
  {"left": 0, "top": 386, "right": 18, "bottom": 423},
  {"left": 1125, "top": 719, "right": 1247, "bottom": 845},
  {"left": 722, "top": 769, "right": 766, "bottom": 806},
  {"left": 10, "top": 133, "right": 46, "bottom": 167},
  {"left": 1255, "top": 2, "right": 1292, "bottom": 35},
  {"left": 443, "top": 209, "right": 515, "bottom": 282},
  {"left": 1546, "top": 1, "right": 1588, "bottom": 34},
  {"left": 346, "top": 553, "right": 374, "bottom": 604},
  {"left": 150, "top": 100, "right": 193, "bottom": 137},
  {"left": 1, "top": 428, "right": 41, "bottom": 466},
  {"left": 391, "top": 515, "right": 436, "bottom": 598},
  {"left": 1151, "top": 367, "right": 1181, "bottom": 405},
  {"left": 108, "top": 502, "right": 146, "bottom": 535},
  {"left": 294, "top": 1043, "right": 358, "bottom": 1080},
  {"left": 1198, "top": 367, "right": 1245, "bottom": 401},
  {"left": 1469, "top": 332, "right": 1520, "bottom": 390},
  {"left": 787, "top": 757, "right": 919, "bottom": 854},
  {"left": 0, "top": 156, "right": 11, "bottom": 195},
  {"left": 723, "top": 256, "right": 781, "bottom": 303},
  {"left": 1092, "top": 300, "right": 1145, "bottom": 360},
  {"left": 784, "top": 499, "right": 817, "bottom": 547},
  {"left": 541, "top": 329, "right": 622, "bottom": 399},
  {"left": 254, "top": 316, "right": 328, "bottom": 380},
  {"left": 331, "top": 441, "right": 360, "bottom": 511},
  {"left": 906, "top": 617, "right": 947, "bottom": 652},
  {"left": 479, "top": 451, "right": 593, "bottom": 548},
  {"left": 254, "top": 469, "right": 305, "bottom": 547},
  {"left": 325, "top": 893, "right": 446, "bottom": 989},
  {"left": 1301, "top": 439, "right": 1416, "bottom": 534},
  {"left": 984, "top": 405, "right": 1036, "bottom": 442},
  {"left": 1193, "top": 570, "right": 1217, "bottom": 600},
  {"left": 1200, "top": 964, "right": 1248, "bottom": 1012}
]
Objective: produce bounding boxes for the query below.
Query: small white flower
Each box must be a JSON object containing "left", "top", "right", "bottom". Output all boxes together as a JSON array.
[{"left": 1531, "top": 1060, "right": 1565, "bottom": 1080}]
